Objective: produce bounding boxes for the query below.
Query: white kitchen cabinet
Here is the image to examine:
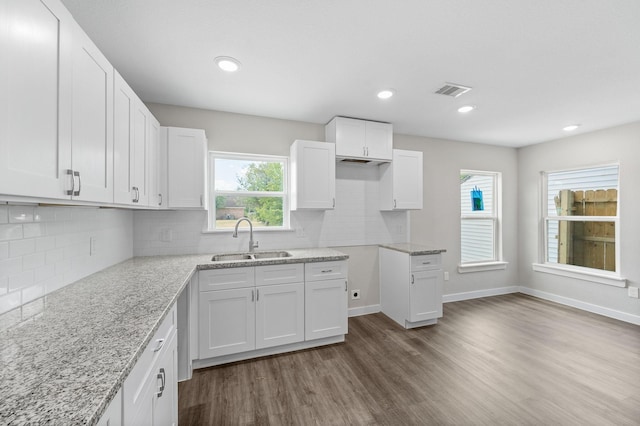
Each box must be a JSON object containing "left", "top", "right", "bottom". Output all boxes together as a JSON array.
[
  {"left": 199, "top": 287, "right": 256, "bottom": 358},
  {"left": 164, "top": 127, "right": 207, "bottom": 209},
  {"left": 97, "top": 388, "right": 122, "bottom": 426},
  {"left": 69, "top": 18, "right": 114, "bottom": 203},
  {"left": 379, "top": 149, "right": 423, "bottom": 210},
  {"left": 148, "top": 115, "right": 162, "bottom": 208},
  {"left": 0, "top": 0, "right": 73, "bottom": 200},
  {"left": 380, "top": 247, "right": 443, "bottom": 329},
  {"left": 255, "top": 282, "right": 305, "bottom": 349},
  {"left": 198, "top": 263, "right": 305, "bottom": 359},
  {"left": 325, "top": 116, "right": 392, "bottom": 162},
  {"left": 290, "top": 140, "right": 336, "bottom": 210},
  {"left": 304, "top": 261, "right": 348, "bottom": 340},
  {"left": 123, "top": 304, "right": 177, "bottom": 426},
  {"left": 114, "top": 70, "right": 157, "bottom": 207}
]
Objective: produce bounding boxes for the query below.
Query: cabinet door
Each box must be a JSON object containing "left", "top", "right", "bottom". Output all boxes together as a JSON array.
[
  {"left": 0, "top": 0, "right": 73, "bottom": 199},
  {"left": 167, "top": 127, "right": 206, "bottom": 208},
  {"left": 409, "top": 270, "right": 443, "bottom": 323},
  {"left": 199, "top": 288, "right": 255, "bottom": 358},
  {"left": 113, "top": 71, "right": 135, "bottom": 204},
  {"left": 365, "top": 121, "right": 393, "bottom": 161},
  {"left": 97, "top": 388, "right": 122, "bottom": 426},
  {"left": 305, "top": 278, "right": 348, "bottom": 340},
  {"left": 392, "top": 149, "right": 423, "bottom": 209},
  {"left": 255, "top": 282, "right": 304, "bottom": 349},
  {"left": 333, "top": 117, "right": 366, "bottom": 158},
  {"left": 70, "top": 21, "right": 113, "bottom": 202},
  {"left": 131, "top": 100, "right": 149, "bottom": 205},
  {"left": 157, "top": 127, "right": 168, "bottom": 208},
  {"left": 152, "top": 331, "right": 178, "bottom": 426},
  {"left": 290, "top": 140, "right": 335, "bottom": 210},
  {"left": 148, "top": 115, "right": 161, "bottom": 207}
]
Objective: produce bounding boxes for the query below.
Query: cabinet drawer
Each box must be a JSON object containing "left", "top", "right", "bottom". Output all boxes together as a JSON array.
[
  {"left": 305, "top": 261, "right": 347, "bottom": 282},
  {"left": 123, "top": 304, "right": 176, "bottom": 419},
  {"left": 199, "top": 267, "right": 255, "bottom": 291},
  {"left": 410, "top": 254, "right": 441, "bottom": 271},
  {"left": 256, "top": 263, "right": 304, "bottom": 287}
]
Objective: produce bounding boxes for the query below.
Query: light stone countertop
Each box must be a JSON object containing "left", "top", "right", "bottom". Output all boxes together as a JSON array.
[
  {"left": 379, "top": 243, "right": 447, "bottom": 256},
  {"left": 0, "top": 248, "right": 348, "bottom": 425}
]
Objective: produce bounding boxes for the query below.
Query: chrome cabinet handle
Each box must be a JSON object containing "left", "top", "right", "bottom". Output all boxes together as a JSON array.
[
  {"left": 132, "top": 187, "right": 140, "bottom": 203},
  {"left": 393, "top": 199, "right": 397, "bottom": 208},
  {"left": 66, "top": 169, "right": 75, "bottom": 196},
  {"left": 366, "top": 147, "right": 369, "bottom": 156},
  {"left": 156, "top": 368, "right": 165, "bottom": 397},
  {"left": 422, "top": 261, "right": 432, "bottom": 265},
  {"left": 411, "top": 274, "right": 414, "bottom": 284},
  {"left": 72, "top": 171, "right": 81, "bottom": 196},
  {"left": 332, "top": 198, "right": 335, "bottom": 208},
  {"left": 256, "top": 289, "right": 259, "bottom": 301},
  {"left": 158, "top": 193, "right": 162, "bottom": 206},
  {"left": 152, "top": 338, "right": 165, "bottom": 352},
  {"left": 321, "top": 269, "right": 333, "bottom": 273},
  {"left": 200, "top": 195, "right": 203, "bottom": 206},
  {"left": 345, "top": 281, "right": 348, "bottom": 292}
]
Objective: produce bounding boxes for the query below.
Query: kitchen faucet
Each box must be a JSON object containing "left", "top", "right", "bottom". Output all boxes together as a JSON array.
[{"left": 232, "top": 217, "right": 259, "bottom": 252}]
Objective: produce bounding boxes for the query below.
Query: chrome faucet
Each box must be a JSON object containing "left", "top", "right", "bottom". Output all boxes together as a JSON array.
[{"left": 232, "top": 217, "right": 259, "bottom": 252}]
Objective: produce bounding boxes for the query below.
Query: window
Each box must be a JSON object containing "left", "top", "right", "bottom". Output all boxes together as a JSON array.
[
  {"left": 542, "top": 164, "right": 619, "bottom": 273},
  {"left": 460, "top": 170, "right": 504, "bottom": 271},
  {"left": 208, "top": 152, "right": 289, "bottom": 230}
]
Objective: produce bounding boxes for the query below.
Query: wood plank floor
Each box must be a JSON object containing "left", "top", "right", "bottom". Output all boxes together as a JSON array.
[{"left": 178, "top": 294, "right": 640, "bottom": 425}]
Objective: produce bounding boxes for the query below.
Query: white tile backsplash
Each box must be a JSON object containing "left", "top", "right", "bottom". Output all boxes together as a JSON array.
[
  {"left": 0, "top": 206, "right": 133, "bottom": 320},
  {"left": 134, "top": 163, "right": 408, "bottom": 256}
]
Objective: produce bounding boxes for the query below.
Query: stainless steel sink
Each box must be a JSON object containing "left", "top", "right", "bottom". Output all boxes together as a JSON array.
[
  {"left": 211, "top": 253, "right": 254, "bottom": 261},
  {"left": 251, "top": 251, "right": 292, "bottom": 259},
  {"left": 211, "top": 251, "right": 292, "bottom": 262}
]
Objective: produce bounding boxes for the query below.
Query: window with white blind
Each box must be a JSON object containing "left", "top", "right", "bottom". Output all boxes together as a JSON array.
[{"left": 459, "top": 170, "right": 505, "bottom": 272}]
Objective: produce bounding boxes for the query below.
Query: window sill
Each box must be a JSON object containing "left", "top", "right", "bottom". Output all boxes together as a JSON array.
[
  {"left": 532, "top": 263, "right": 626, "bottom": 287},
  {"left": 202, "top": 227, "right": 294, "bottom": 234},
  {"left": 458, "top": 261, "right": 508, "bottom": 274}
]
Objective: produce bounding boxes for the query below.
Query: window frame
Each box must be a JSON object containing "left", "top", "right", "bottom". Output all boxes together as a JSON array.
[
  {"left": 207, "top": 151, "right": 290, "bottom": 232},
  {"left": 458, "top": 170, "right": 507, "bottom": 273},
  {"left": 533, "top": 163, "right": 626, "bottom": 287}
]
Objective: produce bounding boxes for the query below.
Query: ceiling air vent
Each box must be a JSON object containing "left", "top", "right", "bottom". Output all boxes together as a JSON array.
[{"left": 434, "top": 83, "right": 472, "bottom": 98}]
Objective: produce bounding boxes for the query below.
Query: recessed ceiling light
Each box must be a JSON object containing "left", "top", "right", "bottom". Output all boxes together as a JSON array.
[
  {"left": 563, "top": 124, "right": 580, "bottom": 131},
  {"left": 457, "top": 105, "right": 475, "bottom": 113},
  {"left": 214, "top": 56, "right": 241, "bottom": 72},
  {"left": 377, "top": 89, "right": 394, "bottom": 99}
]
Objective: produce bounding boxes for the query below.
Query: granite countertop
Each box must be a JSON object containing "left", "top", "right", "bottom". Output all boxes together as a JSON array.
[
  {"left": 379, "top": 243, "right": 447, "bottom": 256},
  {"left": 0, "top": 248, "right": 347, "bottom": 425}
]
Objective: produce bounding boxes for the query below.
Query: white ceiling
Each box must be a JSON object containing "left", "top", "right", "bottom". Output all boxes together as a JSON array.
[{"left": 61, "top": 0, "right": 640, "bottom": 147}]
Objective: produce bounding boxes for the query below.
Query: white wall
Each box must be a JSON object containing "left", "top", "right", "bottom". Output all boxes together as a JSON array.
[
  {"left": 394, "top": 134, "right": 520, "bottom": 297},
  {"left": 518, "top": 122, "right": 640, "bottom": 321},
  {"left": 0, "top": 205, "right": 133, "bottom": 329}
]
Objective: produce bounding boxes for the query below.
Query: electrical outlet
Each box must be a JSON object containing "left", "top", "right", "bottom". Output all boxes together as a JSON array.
[
  {"left": 628, "top": 286, "right": 639, "bottom": 298},
  {"left": 351, "top": 289, "right": 361, "bottom": 300}
]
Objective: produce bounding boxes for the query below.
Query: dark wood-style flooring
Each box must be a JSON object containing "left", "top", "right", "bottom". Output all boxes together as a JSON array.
[{"left": 178, "top": 294, "right": 640, "bottom": 425}]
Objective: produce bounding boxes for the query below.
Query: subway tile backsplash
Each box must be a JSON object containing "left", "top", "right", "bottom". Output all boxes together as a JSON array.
[{"left": 0, "top": 205, "right": 133, "bottom": 329}]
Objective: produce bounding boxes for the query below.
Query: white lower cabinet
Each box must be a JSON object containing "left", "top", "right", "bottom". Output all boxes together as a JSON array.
[
  {"left": 380, "top": 248, "right": 443, "bottom": 329},
  {"left": 304, "top": 261, "right": 348, "bottom": 340},
  {"left": 97, "top": 388, "right": 122, "bottom": 426},
  {"left": 198, "top": 264, "right": 305, "bottom": 359},
  {"left": 123, "top": 305, "right": 178, "bottom": 426},
  {"left": 196, "top": 260, "right": 347, "bottom": 365}
]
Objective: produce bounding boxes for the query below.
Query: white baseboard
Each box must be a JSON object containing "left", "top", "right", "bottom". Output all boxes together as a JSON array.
[
  {"left": 519, "top": 287, "right": 640, "bottom": 326},
  {"left": 348, "top": 304, "right": 381, "bottom": 317},
  {"left": 442, "top": 286, "right": 520, "bottom": 303}
]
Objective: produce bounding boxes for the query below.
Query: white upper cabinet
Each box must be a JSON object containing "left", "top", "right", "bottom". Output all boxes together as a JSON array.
[
  {"left": 0, "top": 0, "right": 73, "bottom": 199},
  {"left": 379, "top": 149, "right": 423, "bottom": 210},
  {"left": 114, "top": 70, "right": 160, "bottom": 207},
  {"left": 69, "top": 18, "right": 113, "bottom": 203},
  {"left": 0, "top": 0, "right": 114, "bottom": 202},
  {"left": 290, "top": 140, "right": 336, "bottom": 210},
  {"left": 164, "top": 127, "right": 207, "bottom": 209},
  {"left": 325, "top": 117, "right": 392, "bottom": 163},
  {"left": 148, "top": 114, "right": 162, "bottom": 208}
]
